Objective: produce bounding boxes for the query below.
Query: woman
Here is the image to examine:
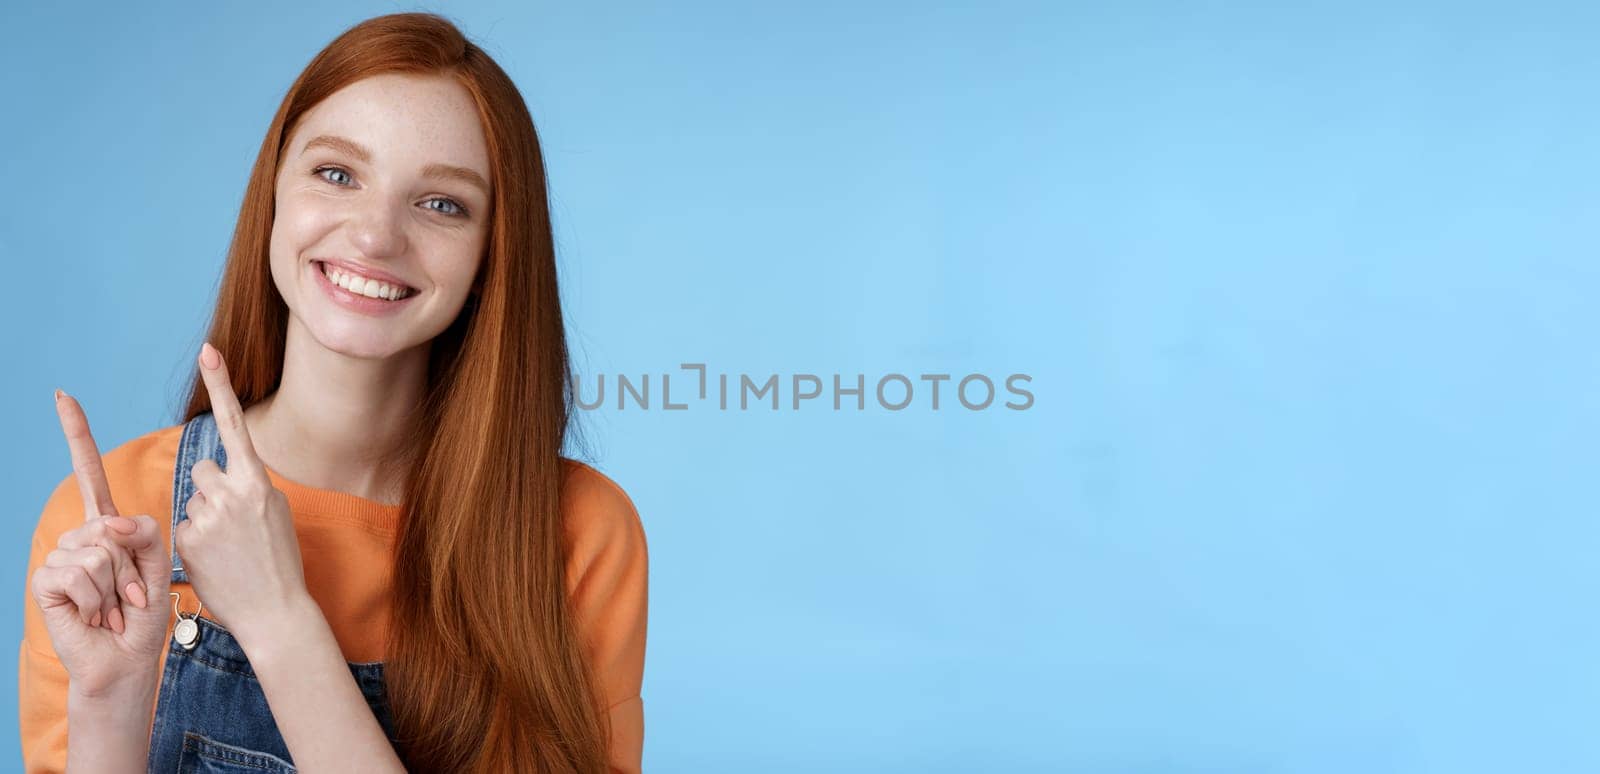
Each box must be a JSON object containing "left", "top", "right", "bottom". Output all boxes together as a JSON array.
[{"left": 20, "top": 12, "right": 648, "bottom": 773}]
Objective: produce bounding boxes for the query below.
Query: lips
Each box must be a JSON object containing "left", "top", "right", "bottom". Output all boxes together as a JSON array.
[
  {"left": 310, "top": 259, "right": 418, "bottom": 316},
  {"left": 314, "top": 259, "right": 418, "bottom": 294}
]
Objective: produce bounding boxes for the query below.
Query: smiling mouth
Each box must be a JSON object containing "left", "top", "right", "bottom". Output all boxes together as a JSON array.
[{"left": 315, "top": 261, "right": 417, "bottom": 301}]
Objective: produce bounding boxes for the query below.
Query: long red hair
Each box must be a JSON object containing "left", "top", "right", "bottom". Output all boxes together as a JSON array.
[{"left": 179, "top": 12, "right": 607, "bottom": 772}]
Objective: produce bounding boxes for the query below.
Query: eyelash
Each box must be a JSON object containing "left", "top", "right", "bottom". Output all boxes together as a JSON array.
[{"left": 312, "top": 165, "right": 470, "bottom": 218}]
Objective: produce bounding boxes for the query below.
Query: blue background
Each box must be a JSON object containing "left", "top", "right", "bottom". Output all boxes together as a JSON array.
[{"left": 3, "top": 2, "right": 1596, "bottom": 772}]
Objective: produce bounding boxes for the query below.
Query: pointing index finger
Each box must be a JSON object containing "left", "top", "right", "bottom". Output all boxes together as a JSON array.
[
  {"left": 54, "top": 390, "right": 121, "bottom": 523},
  {"left": 198, "top": 342, "right": 263, "bottom": 474}
]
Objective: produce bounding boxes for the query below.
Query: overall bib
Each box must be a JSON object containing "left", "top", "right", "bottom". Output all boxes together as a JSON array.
[{"left": 145, "top": 411, "right": 403, "bottom": 772}]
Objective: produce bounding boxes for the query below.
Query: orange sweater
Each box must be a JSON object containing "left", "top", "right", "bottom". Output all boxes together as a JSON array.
[{"left": 17, "top": 422, "right": 647, "bottom": 773}]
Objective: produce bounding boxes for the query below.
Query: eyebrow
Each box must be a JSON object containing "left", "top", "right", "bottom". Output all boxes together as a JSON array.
[{"left": 300, "top": 134, "right": 491, "bottom": 196}]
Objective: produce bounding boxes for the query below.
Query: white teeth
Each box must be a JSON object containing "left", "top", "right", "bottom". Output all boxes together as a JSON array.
[{"left": 321, "top": 262, "right": 410, "bottom": 301}]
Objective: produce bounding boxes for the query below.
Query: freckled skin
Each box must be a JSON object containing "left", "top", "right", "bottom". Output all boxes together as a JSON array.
[{"left": 268, "top": 73, "right": 493, "bottom": 360}]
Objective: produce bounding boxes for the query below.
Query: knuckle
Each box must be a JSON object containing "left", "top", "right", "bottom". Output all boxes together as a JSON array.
[
  {"left": 58, "top": 523, "right": 93, "bottom": 548},
  {"left": 175, "top": 523, "right": 194, "bottom": 551},
  {"left": 83, "top": 549, "right": 108, "bottom": 574},
  {"left": 66, "top": 566, "right": 94, "bottom": 594},
  {"left": 29, "top": 567, "right": 51, "bottom": 596}
]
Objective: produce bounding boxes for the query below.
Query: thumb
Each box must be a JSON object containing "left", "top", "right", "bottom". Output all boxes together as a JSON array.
[{"left": 103, "top": 515, "right": 170, "bottom": 606}]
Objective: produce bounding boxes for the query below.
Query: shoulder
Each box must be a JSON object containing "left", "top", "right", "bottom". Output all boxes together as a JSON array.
[
  {"left": 557, "top": 460, "right": 650, "bottom": 725},
  {"left": 558, "top": 459, "right": 648, "bottom": 585},
  {"left": 560, "top": 459, "right": 645, "bottom": 535},
  {"left": 32, "top": 422, "right": 186, "bottom": 547}
]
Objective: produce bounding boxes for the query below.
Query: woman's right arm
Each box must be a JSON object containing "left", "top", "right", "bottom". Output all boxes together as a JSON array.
[
  {"left": 63, "top": 677, "right": 157, "bottom": 774},
  {"left": 20, "top": 476, "right": 89, "bottom": 774},
  {"left": 23, "top": 478, "right": 169, "bottom": 774},
  {"left": 23, "top": 395, "right": 175, "bottom": 773}
]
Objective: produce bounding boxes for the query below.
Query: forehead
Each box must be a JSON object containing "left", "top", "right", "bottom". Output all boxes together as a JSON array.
[{"left": 287, "top": 73, "right": 490, "bottom": 178}]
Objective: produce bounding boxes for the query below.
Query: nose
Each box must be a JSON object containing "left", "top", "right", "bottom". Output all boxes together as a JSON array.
[{"left": 347, "top": 194, "right": 409, "bottom": 260}]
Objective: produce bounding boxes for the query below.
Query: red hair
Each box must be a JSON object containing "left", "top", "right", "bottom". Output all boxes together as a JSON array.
[{"left": 180, "top": 12, "right": 607, "bottom": 772}]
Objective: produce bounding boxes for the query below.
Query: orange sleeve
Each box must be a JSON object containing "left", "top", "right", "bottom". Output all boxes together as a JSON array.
[
  {"left": 18, "top": 474, "right": 86, "bottom": 774},
  {"left": 563, "top": 463, "right": 649, "bottom": 774}
]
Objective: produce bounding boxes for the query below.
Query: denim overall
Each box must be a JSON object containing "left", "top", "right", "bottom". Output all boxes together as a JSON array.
[{"left": 145, "top": 411, "right": 402, "bottom": 772}]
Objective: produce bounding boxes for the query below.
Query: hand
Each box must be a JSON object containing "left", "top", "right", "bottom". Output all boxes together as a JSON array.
[
  {"left": 30, "top": 391, "right": 172, "bottom": 697},
  {"left": 175, "top": 342, "right": 311, "bottom": 650}
]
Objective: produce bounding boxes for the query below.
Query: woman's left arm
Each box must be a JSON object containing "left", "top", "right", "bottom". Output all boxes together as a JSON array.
[
  {"left": 176, "top": 344, "right": 404, "bottom": 772},
  {"left": 563, "top": 462, "right": 649, "bottom": 774},
  {"left": 234, "top": 598, "right": 405, "bottom": 772}
]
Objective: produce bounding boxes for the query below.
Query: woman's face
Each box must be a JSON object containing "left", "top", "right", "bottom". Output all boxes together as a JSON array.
[{"left": 269, "top": 72, "right": 492, "bottom": 360}]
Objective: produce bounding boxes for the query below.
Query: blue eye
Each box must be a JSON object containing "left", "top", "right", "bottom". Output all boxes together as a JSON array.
[
  {"left": 424, "top": 197, "right": 467, "bottom": 217},
  {"left": 312, "top": 166, "right": 468, "bottom": 218},
  {"left": 314, "top": 166, "right": 353, "bottom": 186}
]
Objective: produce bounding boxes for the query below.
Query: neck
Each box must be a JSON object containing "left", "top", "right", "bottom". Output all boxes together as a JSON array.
[{"left": 242, "top": 316, "right": 427, "bottom": 506}]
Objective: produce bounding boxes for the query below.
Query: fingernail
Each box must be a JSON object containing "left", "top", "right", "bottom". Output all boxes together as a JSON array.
[
  {"left": 108, "top": 607, "right": 124, "bottom": 634},
  {"left": 53, "top": 388, "right": 64, "bottom": 404},
  {"left": 125, "top": 581, "right": 148, "bottom": 609},
  {"left": 200, "top": 342, "right": 220, "bottom": 370},
  {"left": 90, "top": 611, "right": 101, "bottom": 627},
  {"left": 106, "top": 516, "right": 137, "bottom": 534}
]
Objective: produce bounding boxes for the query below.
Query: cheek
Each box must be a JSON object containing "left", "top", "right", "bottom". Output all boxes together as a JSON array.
[
  {"left": 268, "top": 195, "right": 334, "bottom": 296},
  {"left": 422, "top": 236, "right": 487, "bottom": 296},
  {"left": 272, "top": 193, "right": 338, "bottom": 249},
  {"left": 271, "top": 194, "right": 343, "bottom": 257}
]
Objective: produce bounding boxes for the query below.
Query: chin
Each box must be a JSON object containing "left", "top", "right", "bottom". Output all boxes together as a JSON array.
[{"left": 308, "top": 318, "right": 416, "bottom": 360}]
